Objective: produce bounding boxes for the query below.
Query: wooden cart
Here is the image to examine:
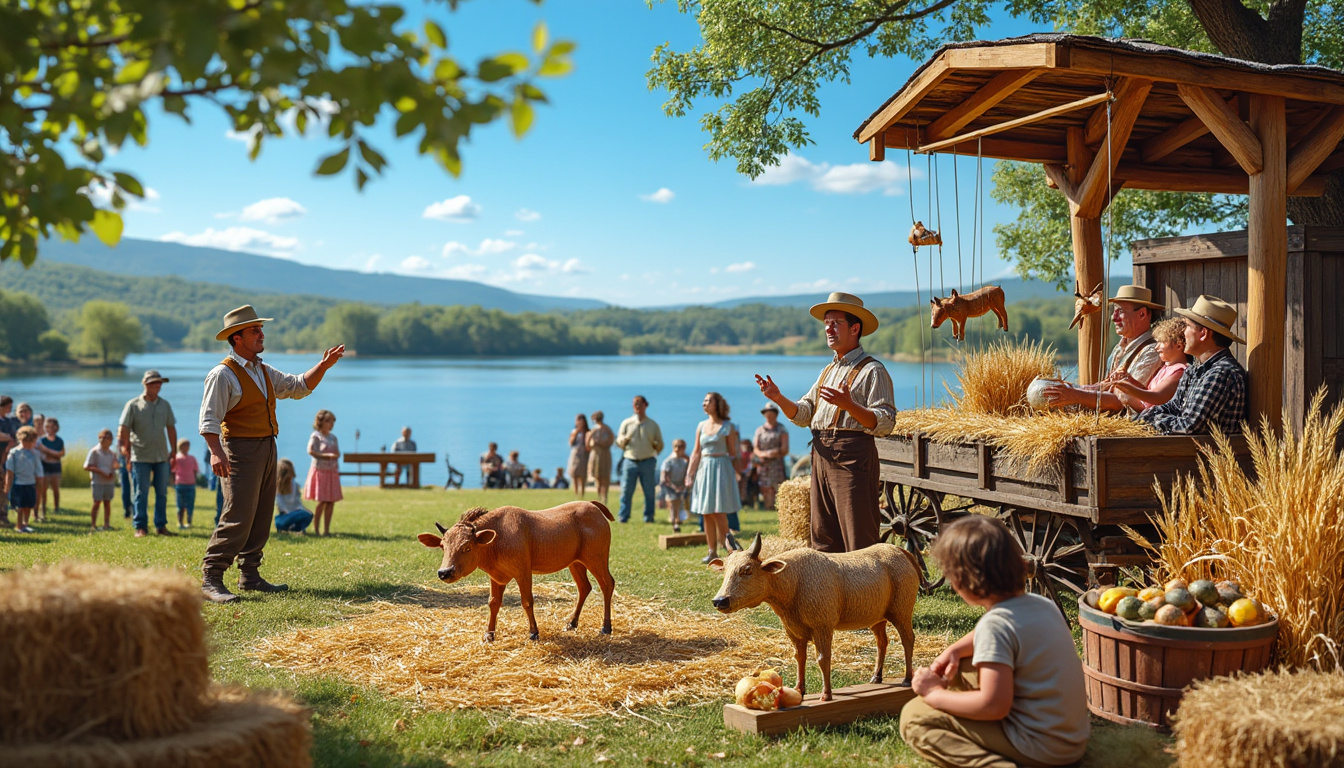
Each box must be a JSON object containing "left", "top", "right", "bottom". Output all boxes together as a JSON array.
[{"left": 876, "top": 432, "right": 1249, "bottom": 610}]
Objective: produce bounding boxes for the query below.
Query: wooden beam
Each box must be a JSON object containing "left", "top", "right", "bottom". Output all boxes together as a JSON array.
[
  {"left": 1044, "top": 164, "right": 1076, "bottom": 199},
  {"left": 1076, "top": 78, "right": 1153, "bottom": 218},
  {"left": 916, "top": 92, "right": 1110, "bottom": 155},
  {"left": 856, "top": 59, "right": 951, "bottom": 143},
  {"left": 926, "top": 69, "right": 1043, "bottom": 140},
  {"left": 1287, "top": 106, "right": 1344, "bottom": 192},
  {"left": 869, "top": 134, "right": 886, "bottom": 162},
  {"left": 1246, "top": 94, "right": 1287, "bottom": 430},
  {"left": 1177, "top": 84, "right": 1263, "bottom": 175},
  {"left": 883, "top": 134, "right": 1066, "bottom": 164},
  {"left": 1068, "top": 126, "right": 1105, "bottom": 385},
  {"left": 943, "top": 42, "right": 1062, "bottom": 71},
  {"left": 1113, "top": 165, "right": 1327, "bottom": 196},
  {"left": 1140, "top": 97, "right": 1237, "bottom": 163}
]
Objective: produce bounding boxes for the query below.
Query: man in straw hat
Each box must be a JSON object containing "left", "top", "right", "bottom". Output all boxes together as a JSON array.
[
  {"left": 198, "top": 305, "right": 345, "bottom": 603},
  {"left": 1043, "top": 284, "right": 1165, "bottom": 412},
  {"left": 119, "top": 370, "right": 178, "bottom": 537},
  {"left": 1135, "top": 295, "right": 1247, "bottom": 435},
  {"left": 755, "top": 292, "right": 896, "bottom": 553}
]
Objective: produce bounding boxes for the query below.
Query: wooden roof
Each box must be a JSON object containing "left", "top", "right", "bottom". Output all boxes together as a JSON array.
[{"left": 854, "top": 35, "right": 1344, "bottom": 200}]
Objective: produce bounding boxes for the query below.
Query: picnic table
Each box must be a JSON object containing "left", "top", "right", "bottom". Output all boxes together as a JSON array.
[{"left": 342, "top": 452, "right": 436, "bottom": 489}]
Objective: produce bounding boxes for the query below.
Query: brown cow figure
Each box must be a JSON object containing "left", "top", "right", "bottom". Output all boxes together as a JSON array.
[
  {"left": 930, "top": 285, "right": 1009, "bottom": 341},
  {"left": 1069, "top": 281, "right": 1105, "bottom": 330},
  {"left": 418, "top": 501, "right": 616, "bottom": 641},
  {"left": 710, "top": 534, "right": 920, "bottom": 701},
  {"left": 908, "top": 221, "right": 942, "bottom": 248}
]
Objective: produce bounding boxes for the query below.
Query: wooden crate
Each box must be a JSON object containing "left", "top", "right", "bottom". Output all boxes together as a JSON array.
[
  {"left": 723, "top": 683, "right": 915, "bottom": 736},
  {"left": 658, "top": 533, "right": 705, "bottom": 550}
]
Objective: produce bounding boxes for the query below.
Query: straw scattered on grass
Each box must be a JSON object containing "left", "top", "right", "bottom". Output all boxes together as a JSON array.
[
  {"left": 774, "top": 476, "right": 811, "bottom": 542},
  {"left": 253, "top": 582, "right": 952, "bottom": 721},
  {"left": 1172, "top": 669, "right": 1344, "bottom": 768},
  {"left": 1129, "top": 389, "right": 1344, "bottom": 671},
  {"left": 949, "top": 339, "right": 1058, "bottom": 416}
]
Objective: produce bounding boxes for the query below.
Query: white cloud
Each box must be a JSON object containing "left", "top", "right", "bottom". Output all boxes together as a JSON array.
[
  {"left": 441, "top": 241, "right": 470, "bottom": 258},
  {"left": 725, "top": 261, "right": 756, "bottom": 274},
  {"left": 400, "top": 255, "right": 431, "bottom": 271},
  {"left": 239, "top": 197, "right": 307, "bottom": 224},
  {"left": 639, "top": 187, "right": 675, "bottom": 203},
  {"left": 442, "top": 264, "right": 489, "bottom": 280},
  {"left": 363, "top": 254, "right": 383, "bottom": 272},
  {"left": 477, "top": 238, "right": 516, "bottom": 255},
  {"left": 423, "top": 195, "right": 482, "bottom": 222},
  {"left": 441, "top": 238, "right": 516, "bottom": 258},
  {"left": 160, "top": 227, "right": 300, "bottom": 255},
  {"left": 83, "top": 181, "right": 161, "bottom": 213},
  {"left": 561, "top": 258, "right": 588, "bottom": 274},
  {"left": 504, "top": 229, "right": 524, "bottom": 237},
  {"left": 514, "top": 208, "right": 541, "bottom": 222},
  {"left": 753, "top": 153, "right": 918, "bottom": 196}
]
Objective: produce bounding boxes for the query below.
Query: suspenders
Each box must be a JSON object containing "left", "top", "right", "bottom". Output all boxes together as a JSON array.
[{"left": 817, "top": 356, "right": 879, "bottom": 429}]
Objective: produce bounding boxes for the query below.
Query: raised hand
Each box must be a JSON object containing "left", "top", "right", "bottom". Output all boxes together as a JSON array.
[
  {"left": 320, "top": 344, "right": 346, "bottom": 370},
  {"left": 755, "top": 373, "right": 780, "bottom": 400}
]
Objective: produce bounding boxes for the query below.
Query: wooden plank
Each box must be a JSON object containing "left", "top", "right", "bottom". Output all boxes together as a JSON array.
[
  {"left": 1133, "top": 230, "right": 1252, "bottom": 264},
  {"left": 857, "top": 59, "right": 951, "bottom": 143},
  {"left": 927, "top": 68, "right": 1044, "bottom": 141},
  {"left": 1077, "top": 78, "right": 1153, "bottom": 218},
  {"left": 723, "top": 683, "right": 916, "bottom": 736},
  {"left": 1286, "top": 251, "right": 1307, "bottom": 431},
  {"left": 917, "top": 92, "right": 1110, "bottom": 155},
  {"left": 1247, "top": 94, "right": 1288, "bottom": 429},
  {"left": 1141, "top": 108, "right": 1218, "bottom": 163},
  {"left": 884, "top": 133, "right": 1067, "bottom": 163},
  {"left": 1177, "top": 84, "right": 1263, "bottom": 175},
  {"left": 659, "top": 532, "right": 707, "bottom": 550},
  {"left": 1114, "top": 165, "right": 1325, "bottom": 196},
  {"left": 1287, "top": 105, "right": 1344, "bottom": 192},
  {"left": 944, "top": 42, "right": 1062, "bottom": 72},
  {"left": 869, "top": 135, "right": 886, "bottom": 162}
]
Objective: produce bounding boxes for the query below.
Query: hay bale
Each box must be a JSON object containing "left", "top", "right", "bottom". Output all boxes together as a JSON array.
[
  {"left": 2, "top": 687, "right": 311, "bottom": 768},
  {"left": 774, "top": 476, "right": 811, "bottom": 542},
  {"left": 951, "top": 339, "right": 1057, "bottom": 416},
  {"left": 0, "top": 562, "right": 209, "bottom": 743},
  {"left": 1172, "top": 669, "right": 1344, "bottom": 768}
]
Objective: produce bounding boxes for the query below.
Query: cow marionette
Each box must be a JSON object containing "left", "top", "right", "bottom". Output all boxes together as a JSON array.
[
  {"left": 908, "top": 221, "right": 942, "bottom": 248},
  {"left": 930, "top": 286, "right": 1009, "bottom": 341}
]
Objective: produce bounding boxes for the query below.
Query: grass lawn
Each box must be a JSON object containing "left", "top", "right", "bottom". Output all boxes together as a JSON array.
[{"left": 3, "top": 487, "right": 1173, "bottom": 767}]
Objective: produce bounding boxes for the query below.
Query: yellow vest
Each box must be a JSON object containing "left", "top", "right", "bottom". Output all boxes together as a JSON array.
[{"left": 220, "top": 357, "right": 278, "bottom": 438}]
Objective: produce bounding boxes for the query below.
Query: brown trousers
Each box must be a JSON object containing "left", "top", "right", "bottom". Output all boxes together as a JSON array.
[
  {"left": 809, "top": 429, "right": 880, "bottom": 553},
  {"left": 202, "top": 436, "right": 277, "bottom": 575}
]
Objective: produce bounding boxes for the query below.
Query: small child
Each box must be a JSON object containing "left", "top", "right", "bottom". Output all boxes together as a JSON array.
[
  {"left": 84, "top": 428, "right": 120, "bottom": 531},
  {"left": 660, "top": 439, "right": 689, "bottom": 532},
  {"left": 274, "top": 458, "right": 313, "bottom": 534},
  {"left": 37, "top": 416, "right": 65, "bottom": 521},
  {"left": 5, "top": 426, "right": 45, "bottom": 533},
  {"left": 1109, "top": 317, "right": 1190, "bottom": 411},
  {"left": 173, "top": 438, "right": 199, "bottom": 528},
  {"left": 900, "top": 515, "right": 1089, "bottom": 767}
]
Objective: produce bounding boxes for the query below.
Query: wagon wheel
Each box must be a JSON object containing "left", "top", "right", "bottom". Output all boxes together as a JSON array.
[
  {"left": 996, "top": 507, "right": 1090, "bottom": 615},
  {"left": 880, "top": 483, "right": 945, "bottom": 593}
]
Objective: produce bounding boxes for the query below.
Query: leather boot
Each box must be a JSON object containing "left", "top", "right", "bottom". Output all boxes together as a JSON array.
[
  {"left": 202, "top": 571, "right": 240, "bottom": 604},
  {"left": 238, "top": 567, "right": 289, "bottom": 593}
]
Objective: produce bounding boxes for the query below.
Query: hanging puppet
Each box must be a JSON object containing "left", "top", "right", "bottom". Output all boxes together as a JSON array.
[
  {"left": 1069, "top": 281, "right": 1105, "bottom": 329},
  {"left": 907, "top": 221, "right": 942, "bottom": 248},
  {"left": 930, "top": 286, "right": 1009, "bottom": 341}
]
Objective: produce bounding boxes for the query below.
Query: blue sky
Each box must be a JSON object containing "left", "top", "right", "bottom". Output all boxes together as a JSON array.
[{"left": 105, "top": 0, "right": 1045, "bottom": 307}]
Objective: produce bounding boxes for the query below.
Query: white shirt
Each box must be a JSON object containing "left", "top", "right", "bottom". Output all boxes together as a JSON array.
[{"left": 198, "top": 349, "right": 311, "bottom": 436}]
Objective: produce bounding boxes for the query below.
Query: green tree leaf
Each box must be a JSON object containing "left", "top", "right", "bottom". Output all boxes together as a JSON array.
[
  {"left": 532, "top": 21, "right": 549, "bottom": 54},
  {"left": 315, "top": 147, "right": 351, "bottom": 176},
  {"left": 425, "top": 20, "right": 447, "bottom": 49},
  {"left": 89, "top": 210, "right": 124, "bottom": 247},
  {"left": 510, "top": 97, "right": 534, "bottom": 139}
]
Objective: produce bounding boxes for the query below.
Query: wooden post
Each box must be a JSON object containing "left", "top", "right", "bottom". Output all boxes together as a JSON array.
[
  {"left": 1067, "top": 127, "right": 1106, "bottom": 385},
  {"left": 1247, "top": 95, "right": 1287, "bottom": 430}
]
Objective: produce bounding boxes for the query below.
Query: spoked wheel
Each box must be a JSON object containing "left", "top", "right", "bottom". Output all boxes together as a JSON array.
[
  {"left": 880, "top": 483, "right": 945, "bottom": 593},
  {"left": 997, "top": 507, "right": 1090, "bottom": 614}
]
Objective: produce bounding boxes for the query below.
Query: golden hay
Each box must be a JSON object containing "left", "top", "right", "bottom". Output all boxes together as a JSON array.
[
  {"left": 254, "top": 582, "right": 951, "bottom": 721},
  {"left": 949, "top": 339, "right": 1058, "bottom": 416},
  {"left": 2, "top": 687, "right": 312, "bottom": 768},
  {"left": 891, "top": 408, "right": 1156, "bottom": 476},
  {"left": 1172, "top": 669, "right": 1344, "bottom": 768},
  {"left": 774, "top": 476, "right": 812, "bottom": 542},
  {"left": 0, "top": 562, "right": 210, "bottom": 743},
  {"left": 1132, "top": 390, "right": 1344, "bottom": 670}
]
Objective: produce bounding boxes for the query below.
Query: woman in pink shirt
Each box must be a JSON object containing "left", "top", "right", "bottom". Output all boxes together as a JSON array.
[
  {"left": 173, "top": 438, "right": 200, "bottom": 528},
  {"left": 1110, "top": 318, "right": 1189, "bottom": 412}
]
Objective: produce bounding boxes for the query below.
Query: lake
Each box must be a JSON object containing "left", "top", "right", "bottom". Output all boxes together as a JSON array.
[{"left": 0, "top": 353, "right": 957, "bottom": 487}]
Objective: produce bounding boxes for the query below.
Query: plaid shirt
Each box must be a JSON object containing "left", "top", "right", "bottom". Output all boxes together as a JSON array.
[{"left": 1135, "top": 349, "right": 1247, "bottom": 435}]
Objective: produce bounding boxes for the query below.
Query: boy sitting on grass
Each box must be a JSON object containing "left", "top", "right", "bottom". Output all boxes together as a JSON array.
[
  {"left": 900, "top": 515, "right": 1089, "bottom": 768},
  {"left": 84, "top": 428, "right": 120, "bottom": 531}
]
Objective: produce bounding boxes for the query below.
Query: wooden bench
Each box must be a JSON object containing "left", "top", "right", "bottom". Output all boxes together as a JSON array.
[{"left": 342, "top": 452, "right": 436, "bottom": 489}]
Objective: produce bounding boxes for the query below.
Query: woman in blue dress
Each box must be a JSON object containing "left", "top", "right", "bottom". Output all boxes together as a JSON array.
[{"left": 688, "top": 391, "right": 742, "bottom": 564}]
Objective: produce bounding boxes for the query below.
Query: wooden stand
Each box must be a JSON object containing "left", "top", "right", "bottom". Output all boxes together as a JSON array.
[
  {"left": 722, "top": 683, "right": 915, "bottom": 736},
  {"left": 658, "top": 533, "right": 706, "bottom": 549}
]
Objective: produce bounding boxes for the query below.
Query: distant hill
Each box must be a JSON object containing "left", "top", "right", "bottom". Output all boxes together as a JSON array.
[
  {"left": 38, "top": 237, "right": 606, "bottom": 313},
  {"left": 695, "top": 275, "right": 1134, "bottom": 310}
]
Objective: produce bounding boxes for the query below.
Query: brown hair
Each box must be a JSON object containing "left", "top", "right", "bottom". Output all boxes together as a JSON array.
[
  {"left": 313, "top": 409, "right": 335, "bottom": 430},
  {"left": 17, "top": 425, "right": 38, "bottom": 443},
  {"left": 277, "top": 458, "right": 296, "bottom": 494},
  {"left": 1152, "top": 317, "right": 1186, "bottom": 347},
  {"left": 930, "top": 515, "right": 1026, "bottom": 600},
  {"left": 591, "top": 410, "right": 604, "bottom": 424},
  {"left": 706, "top": 392, "right": 730, "bottom": 421}
]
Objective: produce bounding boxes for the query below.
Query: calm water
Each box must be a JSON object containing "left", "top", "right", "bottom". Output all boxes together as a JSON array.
[{"left": 0, "top": 354, "right": 957, "bottom": 486}]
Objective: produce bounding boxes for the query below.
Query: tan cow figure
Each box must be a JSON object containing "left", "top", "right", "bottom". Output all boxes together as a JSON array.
[
  {"left": 1069, "top": 281, "right": 1105, "bottom": 330},
  {"left": 418, "top": 502, "right": 616, "bottom": 641},
  {"left": 930, "top": 285, "right": 1009, "bottom": 341},
  {"left": 710, "top": 534, "right": 920, "bottom": 701}
]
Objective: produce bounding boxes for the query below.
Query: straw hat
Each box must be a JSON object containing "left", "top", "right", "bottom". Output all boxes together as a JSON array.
[
  {"left": 808, "top": 292, "right": 879, "bottom": 336},
  {"left": 1173, "top": 295, "right": 1245, "bottom": 344},
  {"left": 1106, "top": 284, "right": 1165, "bottom": 311},
  {"left": 141, "top": 370, "right": 170, "bottom": 385},
  {"left": 760, "top": 403, "right": 779, "bottom": 414},
  {"left": 215, "top": 305, "right": 273, "bottom": 341}
]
